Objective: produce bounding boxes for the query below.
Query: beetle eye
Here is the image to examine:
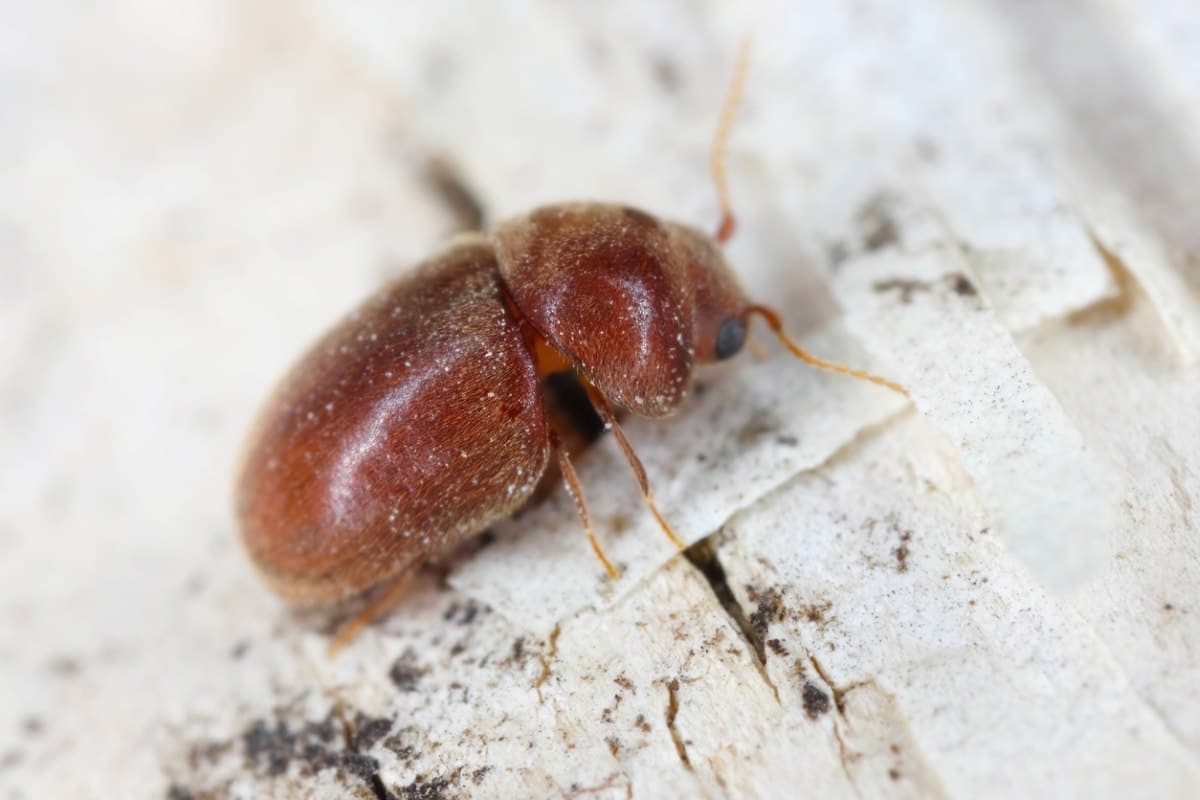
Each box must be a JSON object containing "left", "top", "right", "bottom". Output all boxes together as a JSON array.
[{"left": 714, "top": 316, "right": 746, "bottom": 360}]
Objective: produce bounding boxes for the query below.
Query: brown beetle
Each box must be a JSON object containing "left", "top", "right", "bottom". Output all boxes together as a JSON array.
[{"left": 235, "top": 47, "right": 905, "bottom": 651}]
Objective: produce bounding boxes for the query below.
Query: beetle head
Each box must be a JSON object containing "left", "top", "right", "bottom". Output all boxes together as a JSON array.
[{"left": 666, "top": 222, "right": 751, "bottom": 364}]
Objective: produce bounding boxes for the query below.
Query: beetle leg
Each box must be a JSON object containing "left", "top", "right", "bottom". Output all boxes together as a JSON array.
[
  {"left": 326, "top": 567, "right": 417, "bottom": 657},
  {"left": 585, "top": 387, "right": 687, "bottom": 552},
  {"left": 550, "top": 427, "right": 619, "bottom": 578}
]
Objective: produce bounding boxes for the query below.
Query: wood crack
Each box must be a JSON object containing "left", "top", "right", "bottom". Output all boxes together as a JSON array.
[
  {"left": 664, "top": 678, "right": 693, "bottom": 772},
  {"left": 684, "top": 537, "right": 781, "bottom": 702},
  {"left": 534, "top": 623, "right": 562, "bottom": 703}
]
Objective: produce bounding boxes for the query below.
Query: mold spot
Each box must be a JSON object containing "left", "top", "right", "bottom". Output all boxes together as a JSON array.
[
  {"left": 242, "top": 720, "right": 293, "bottom": 776},
  {"left": 802, "top": 682, "right": 832, "bottom": 719},
  {"left": 894, "top": 530, "right": 913, "bottom": 573},
  {"left": 747, "top": 585, "right": 787, "bottom": 640},
  {"left": 183, "top": 707, "right": 395, "bottom": 797},
  {"left": 46, "top": 655, "right": 81, "bottom": 678},
  {"left": 800, "top": 601, "right": 833, "bottom": 627},
  {"left": 384, "top": 734, "right": 416, "bottom": 761},
  {"left": 952, "top": 274, "right": 977, "bottom": 296},
  {"left": 734, "top": 412, "right": 782, "bottom": 447},
  {"left": 827, "top": 240, "right": 850, "bottom": 268},
  {"left": 340, "top": 753, "right": 382, "bottom": 783},
  {"left": 872, "top": 278, "right": 931, "bottom": 304},
  {"left": 857, "top": 193, "right": 900, "bottom": 251},
  {"left": 389, "top": 648, "right": 429, "bottom": 692},
  {"left": 399, "top": 770, "right": 459, "bottom": 799},
  {"left": 508, "top": 637, "right": 526, "bottom": 664},
  {"left": 442, "top": 600, "right": 482, "bottom": 626},
  {"left": 650, "top": 54, "right": 682, "bottom": 93},
  {"left": 353, "top": 716, "right": 393, "bottom": 752}
]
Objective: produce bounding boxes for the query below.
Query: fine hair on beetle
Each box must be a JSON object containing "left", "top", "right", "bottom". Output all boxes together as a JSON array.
[{"left": 234, "top": 41, "right": 908, "bottom": 654}]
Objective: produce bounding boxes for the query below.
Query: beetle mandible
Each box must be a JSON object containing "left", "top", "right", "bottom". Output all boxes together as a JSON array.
[{"left": 235, "top": 45, "right": 906, "bottom": 652}]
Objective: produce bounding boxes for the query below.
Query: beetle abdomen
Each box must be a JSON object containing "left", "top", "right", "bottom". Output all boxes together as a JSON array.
[{"left": 236, "top": 237, "right": 549, "bottom": 605}]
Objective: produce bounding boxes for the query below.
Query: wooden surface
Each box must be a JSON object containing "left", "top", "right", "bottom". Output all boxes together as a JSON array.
[{"left": 3, "top": 1, "right": 1200, "bottom": 798}]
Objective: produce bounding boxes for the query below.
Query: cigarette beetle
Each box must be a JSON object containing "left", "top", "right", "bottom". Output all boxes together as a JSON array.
[{"left": 235, "top": 46, "right": 906, "bottom": 652}]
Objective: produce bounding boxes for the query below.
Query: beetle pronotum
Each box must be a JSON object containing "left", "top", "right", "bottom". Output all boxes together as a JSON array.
[{"left": 235, "top": 43, "right": 906, "bottom": 653}]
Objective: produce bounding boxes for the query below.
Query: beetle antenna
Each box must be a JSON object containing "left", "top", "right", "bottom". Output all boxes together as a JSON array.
[
  {"left": 747, "top": 305, "right": 910, "bottom": 397},
  {"left": 712, "top": 38, "right": 751, "bottom": 245}
]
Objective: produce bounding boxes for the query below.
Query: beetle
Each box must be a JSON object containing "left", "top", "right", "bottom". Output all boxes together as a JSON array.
[{"left": 234, "top": 47, "right": 906, "bottom": 652}]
